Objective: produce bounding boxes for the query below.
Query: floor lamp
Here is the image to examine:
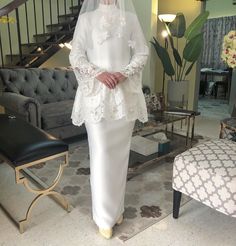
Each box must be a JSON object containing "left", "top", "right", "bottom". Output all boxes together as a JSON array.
[{"left": 158, "top": 14, "right": 176, "bottom": 95}]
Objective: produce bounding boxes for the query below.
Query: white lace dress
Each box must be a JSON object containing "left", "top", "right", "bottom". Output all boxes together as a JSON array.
[
  {"left": 69, "top": 3, "right": 149, "bottom": 229},
  {"left": 69, "top": 4, "right": 149, "bottom": 126}
]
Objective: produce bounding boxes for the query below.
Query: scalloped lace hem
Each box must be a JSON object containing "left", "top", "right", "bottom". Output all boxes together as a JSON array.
[{"left": 71, "top": 114, "right": 148, "bottom": 127}]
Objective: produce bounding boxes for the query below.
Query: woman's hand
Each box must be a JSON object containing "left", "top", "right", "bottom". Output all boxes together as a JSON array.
[
  {"left": 96, "top": 72, "right": 118, "bottom": 89},
  {"left": 113, "top": 72, "right": 127, "bottom": 83}
]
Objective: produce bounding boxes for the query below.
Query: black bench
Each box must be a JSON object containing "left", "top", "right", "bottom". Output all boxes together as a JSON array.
[{"left": 0, "top": 114, "right": 70, "bottom": 233}]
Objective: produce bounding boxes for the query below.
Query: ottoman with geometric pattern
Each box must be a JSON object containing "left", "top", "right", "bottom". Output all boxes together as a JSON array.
[{"left": 172, "top": 140, "right": 236, "bottom": 218}]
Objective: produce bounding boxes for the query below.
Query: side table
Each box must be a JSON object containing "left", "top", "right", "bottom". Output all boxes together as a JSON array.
[
  {"left": 219, "top": 117, "right": 236, "bottom": 140},
  {"left": 164, "top": 109, "right": 201, "bottom": 147}
]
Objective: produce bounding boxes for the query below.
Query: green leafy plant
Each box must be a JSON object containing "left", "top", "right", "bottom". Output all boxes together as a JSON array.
[{"left": 151, "top": 11, "right": 209, "bottom": 81}]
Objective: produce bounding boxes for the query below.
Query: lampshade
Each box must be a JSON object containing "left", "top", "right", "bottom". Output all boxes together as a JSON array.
[{"left": 158, "top": 14, "right": 176, "bottom": 23}]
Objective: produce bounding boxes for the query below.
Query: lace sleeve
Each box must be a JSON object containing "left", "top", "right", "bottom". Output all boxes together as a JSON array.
[
  {"left": 120, "top": 53, "right": 148, "bottom": 77},
  {"left": 120, "top": 15, "right": 149, "bottom": 78},
  {"left": 69, "top": 14, "right": 104, "bottom": 96}
]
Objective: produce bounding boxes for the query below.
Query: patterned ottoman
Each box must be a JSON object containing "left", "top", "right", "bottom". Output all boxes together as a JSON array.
[{"left": 172, "top": 140, "right": 236, "bottom": 218}]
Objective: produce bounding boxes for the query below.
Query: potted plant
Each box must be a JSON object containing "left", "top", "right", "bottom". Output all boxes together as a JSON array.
[{"left": 151, "top": 11, "right": 209, "bottom": 107}]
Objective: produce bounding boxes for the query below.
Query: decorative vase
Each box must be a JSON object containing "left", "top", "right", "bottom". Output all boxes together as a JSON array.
[{"left": 167, "top": 80, "right": 189, "bottom": 108}]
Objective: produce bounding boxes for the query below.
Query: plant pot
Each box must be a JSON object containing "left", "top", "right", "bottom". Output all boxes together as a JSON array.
[{"left": 167, "top": 80, "right": 189, "bottom": 108}]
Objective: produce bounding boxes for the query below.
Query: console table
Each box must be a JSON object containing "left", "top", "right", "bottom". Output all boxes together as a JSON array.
[{"left": 128, "top": 110, "right": 200, "bottom": 175}]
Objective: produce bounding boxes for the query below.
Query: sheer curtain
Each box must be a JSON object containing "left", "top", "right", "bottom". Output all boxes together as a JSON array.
[{"left": 201, "top": 15, "right": 236, "bottom": 69}]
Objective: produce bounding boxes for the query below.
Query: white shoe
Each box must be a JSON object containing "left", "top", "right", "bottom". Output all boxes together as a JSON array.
[
  {"left": 99, "top": 228, "right": 113, "bottom": 239},
  {"left": 116, "top": 214, "right": 123, "bottom": 225}
]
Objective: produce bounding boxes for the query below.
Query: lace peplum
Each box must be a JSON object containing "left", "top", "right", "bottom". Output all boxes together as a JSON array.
[{"left": 69, "top": 5, "right": 149, "bottom": 126}]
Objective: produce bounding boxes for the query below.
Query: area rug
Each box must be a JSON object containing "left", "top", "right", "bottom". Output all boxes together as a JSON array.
[{"left": 26, "top": 138, "right": 199, "bottom": 242}]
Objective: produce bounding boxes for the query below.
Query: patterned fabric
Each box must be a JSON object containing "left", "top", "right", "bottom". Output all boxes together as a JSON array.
[
  {"left": 201, "top": 15, "right": 236, "bottom": 69},
  {"left": 173, "top": 140, "right": 236, "bottom": 217}
]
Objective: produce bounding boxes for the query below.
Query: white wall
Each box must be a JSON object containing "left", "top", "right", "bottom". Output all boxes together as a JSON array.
[{"left": 206, "top": 0, "right": 236, "bottom": 18}]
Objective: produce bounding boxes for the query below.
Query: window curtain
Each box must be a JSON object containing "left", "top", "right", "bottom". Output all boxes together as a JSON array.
[{"left": 201, "top": 15, "right": 236, "bottom": 69}]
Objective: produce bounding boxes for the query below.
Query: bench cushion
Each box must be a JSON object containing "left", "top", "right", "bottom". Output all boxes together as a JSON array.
[{"left": 0, "top": 114, "right": 68, "bottom": 166}]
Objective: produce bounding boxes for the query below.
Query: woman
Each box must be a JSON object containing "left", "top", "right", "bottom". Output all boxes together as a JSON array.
[{"left": 69, "top": 0, "right": 149, "bottom": 239}]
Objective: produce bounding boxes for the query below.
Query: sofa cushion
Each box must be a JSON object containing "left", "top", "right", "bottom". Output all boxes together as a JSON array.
[
  {"left": 0, "top": 68, "right": 78, "bottom": 104},
  {"left": 41, "top": 100, "right": 74, "bottom": 130}
]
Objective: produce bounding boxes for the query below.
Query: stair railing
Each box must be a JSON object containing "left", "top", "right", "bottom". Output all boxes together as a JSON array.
[{"left": 0, "top": 0, "right": 82, "bottom": 67}]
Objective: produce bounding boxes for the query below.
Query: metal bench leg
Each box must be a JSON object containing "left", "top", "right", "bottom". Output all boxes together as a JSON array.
[
  {"left": 191, "top": 115, "right": 196, "bottom": 147},
  {"left": 186, "top": 116, "right": 191, "bottom": 147},
  {"left": 13, "top": 152, "right": 71, "bottom": 233},
  {"left": 18, "top": 191, "right": 70, "bottom": 233}
]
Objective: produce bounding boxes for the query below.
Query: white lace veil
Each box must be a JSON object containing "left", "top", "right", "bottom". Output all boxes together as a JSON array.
[
  {"left": 79, "top": 0, "right": 138, "bottom": 20},
  {"left": 73, "top": 0, "right": 147, "bottom": 48}
]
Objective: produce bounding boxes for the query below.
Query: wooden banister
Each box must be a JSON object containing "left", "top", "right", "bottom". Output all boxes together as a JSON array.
[{"left": 0, "top": 0, "right": 27, "bottom": 17}]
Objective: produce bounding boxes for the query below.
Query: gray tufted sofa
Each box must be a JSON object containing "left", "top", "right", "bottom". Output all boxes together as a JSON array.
[{"left": 0, "top": 68, "right": 86, "bottom": 139}]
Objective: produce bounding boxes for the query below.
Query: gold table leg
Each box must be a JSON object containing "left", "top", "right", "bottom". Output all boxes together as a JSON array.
[
  {"left": 191, "top": 115, "right": 195, "bottom": 147},
  {"left": 186, "top": 116, "right": 191, "bottom": 147},
  {"left": 2, "top": 152, "right": 71, "bottom": 233}
]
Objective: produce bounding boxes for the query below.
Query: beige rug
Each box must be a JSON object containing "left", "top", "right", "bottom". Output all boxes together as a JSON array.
[{"left": 26, "top": 139, "right": 193, "bottom": 242}]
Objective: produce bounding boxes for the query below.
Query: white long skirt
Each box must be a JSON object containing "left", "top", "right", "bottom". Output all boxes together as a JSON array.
[{"left": 85, "top": 118, "right": 135, "bottom": 229}]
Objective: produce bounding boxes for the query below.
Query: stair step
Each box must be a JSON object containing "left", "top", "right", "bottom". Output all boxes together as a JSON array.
[
  {"left": 21, "top": 42, "right": 59, "bottom": 47},
  {"left": 70, "top": 5, "right": 81, "bottom": 11},
  {"left": 47, "top": 20, "right": 76, "bottom": 29},
  {"left": 2, "top": 65, "right": 26, "bottom": 68},
  {"left": 58, "top": 13, "right": 78, "bottom": 19},
  {"left": 6, "top": 53, "right": 45, "bottom": 58},
  {"left": 34, "top": 30, "right": 74, "bottom": 38}
]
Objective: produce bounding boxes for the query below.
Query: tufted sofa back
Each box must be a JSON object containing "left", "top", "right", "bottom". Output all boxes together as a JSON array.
[{"left": 0, "top": 68, "right": 78, "bottom": 104}]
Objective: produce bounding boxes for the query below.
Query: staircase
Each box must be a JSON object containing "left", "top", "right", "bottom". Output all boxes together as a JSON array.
[{"left": 0, "top": 0, "right": 83, "bottom": 68}]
